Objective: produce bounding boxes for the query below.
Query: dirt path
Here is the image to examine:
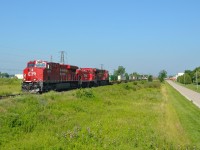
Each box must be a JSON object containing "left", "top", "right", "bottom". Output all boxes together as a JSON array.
[{"left": 166, "top": 80, "right": 200, "bottom": 108}]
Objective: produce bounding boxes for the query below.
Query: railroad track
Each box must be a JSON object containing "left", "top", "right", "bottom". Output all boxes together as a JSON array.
[
  {"left": 0, "top": 94, "right": 22, "bottom": 100},
  {"left": 0, "top": 81, "right": 127, "bottom": 100}
]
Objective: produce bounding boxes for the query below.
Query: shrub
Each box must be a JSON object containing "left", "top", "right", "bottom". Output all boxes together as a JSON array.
[
  {"left": 133, "top": 81, "right": 138, "bottom": 85},
  {"left": 76, "top": 89, "right": 95, "bottom": 98},
  {"left": 148, "top": 75, "right": 153, "bottom": 82},
  {"left": 141, "top": 81, "right": 145, "bottom": 84},
  {"left": 122, "top": 84, "right": 131, "bottom": 90}
]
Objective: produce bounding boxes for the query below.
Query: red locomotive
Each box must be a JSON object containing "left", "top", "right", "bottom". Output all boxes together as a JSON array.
[
  {"left": 77, "top": 68, "right": 109, "bottom": 87},
  {"left": 22, "top": 60, "right": 109, "bottom": 93}
]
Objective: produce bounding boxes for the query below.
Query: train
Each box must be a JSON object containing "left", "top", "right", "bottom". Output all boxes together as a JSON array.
[{"left": 22, "top": 60, "right": 109, "bottom": 93}]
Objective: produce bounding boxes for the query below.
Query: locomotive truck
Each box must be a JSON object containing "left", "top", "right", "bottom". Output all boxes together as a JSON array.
[{"left": 22, "top": 60, "right": 109, "bottom": 93}]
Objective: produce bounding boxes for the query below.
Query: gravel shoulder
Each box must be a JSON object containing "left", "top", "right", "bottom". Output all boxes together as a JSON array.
[{"left": 166, "top": 80, "right": 200, "bottom": 108}]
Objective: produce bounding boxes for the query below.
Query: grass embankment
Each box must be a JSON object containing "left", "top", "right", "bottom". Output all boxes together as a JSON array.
[
  {"left": 0, "top": 78, "right": 21, "bottom": 96},
  {"left": 176, "top": 81, "right": 200, "bottom": 93},
  {"left": 164, "top": 83, "right": 200, "bottom": 147},
  {"left": 0, "top": 81, "right": 200, "bottom": 149}
]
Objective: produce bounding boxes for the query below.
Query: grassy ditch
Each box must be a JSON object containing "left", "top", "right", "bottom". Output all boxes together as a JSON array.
[
  {"left": 0, "top": 81, "right": 199, "bottom": 149},
  {"left": 164, "top": 83, "right": 200, "bottom": 148}
]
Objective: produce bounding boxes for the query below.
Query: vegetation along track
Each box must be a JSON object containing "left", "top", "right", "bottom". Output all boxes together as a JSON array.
[
  {"left": 0, "top": 93, "right": 22, "bottom": 100},
  {"left": 0, "top": 81, "right": 124, "bottom": 100}
]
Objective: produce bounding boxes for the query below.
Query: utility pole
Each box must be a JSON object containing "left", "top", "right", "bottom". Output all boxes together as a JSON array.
[
  {"left": 50, "top": 55, "right": 53, "bottom": 62},
  {"left": 196, "top": 71, "right": 199, "bottom": 90},
  {"left": 60, "top": 51, "right": 65, "bottom": 64},
  {"left": 184, "top": 73, "right": 185, "bottom": 85}
]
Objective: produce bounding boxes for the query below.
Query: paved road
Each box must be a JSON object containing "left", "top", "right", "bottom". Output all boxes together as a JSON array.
[{"left": 166, "top": 80, "right": 200, "bottom": 108}]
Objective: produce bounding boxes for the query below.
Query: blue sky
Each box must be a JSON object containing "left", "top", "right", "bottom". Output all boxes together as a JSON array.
[{"left": 0, "top": 0, "right": 200, "bottom": 76}]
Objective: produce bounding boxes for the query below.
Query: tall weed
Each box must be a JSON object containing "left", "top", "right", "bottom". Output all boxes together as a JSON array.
[{"left": 76, "top": 89, "right": 95, "bottom": 99}]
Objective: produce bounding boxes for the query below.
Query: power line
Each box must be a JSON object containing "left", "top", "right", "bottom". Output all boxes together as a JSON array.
[{"left": 196, "top": 71, "right": 199, "bottom": 90}]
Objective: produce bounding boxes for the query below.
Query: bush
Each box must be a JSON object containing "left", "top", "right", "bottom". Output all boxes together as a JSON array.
[
  {"left": 133, "top": 81, "right": 138, "bottom": 85},
  {"left": 124, "top": 84, "right": 131, "bottom": 90},
  {"left": 141, "top": 81, "right": 145, "bottom": 84},
  {"left": 76, "top": 89, "right": 95, "bottom": 98},
  {"left": 148, "top": 75, "right": 153, "bottom": 82}
]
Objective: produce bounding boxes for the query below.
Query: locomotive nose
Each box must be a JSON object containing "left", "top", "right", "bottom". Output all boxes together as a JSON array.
[{"left": 24, "top": 69, "right": 38, "bottom": 82}]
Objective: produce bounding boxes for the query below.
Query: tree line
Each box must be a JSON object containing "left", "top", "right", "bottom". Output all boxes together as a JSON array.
[
  {"left": 177, "top": 67, "right": 200, "bottom": 84},
  {"left": 110, "top": 66, "right": 167, "bottom": 83},
  {"left": 0, "top": 72, "right": 10, "bottom": 78}
]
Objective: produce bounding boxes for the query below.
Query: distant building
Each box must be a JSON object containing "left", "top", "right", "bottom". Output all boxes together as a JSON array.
[
  {"left": 175, "top": 73, "right": 184, "bottom": 80},
  {"left": 15, "top": 74, "right": 23, "bottom": 79},
  {"left": 118, "top": 75, "right": 126, "bottom": 81}
]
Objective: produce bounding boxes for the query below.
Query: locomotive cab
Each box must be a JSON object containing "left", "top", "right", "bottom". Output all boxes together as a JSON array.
[
  {"left": 22, "top": 60, "right": 80, "bottom": 93},
  {"left": 22, "top": 60, "right": 47, "bottom": 93}
]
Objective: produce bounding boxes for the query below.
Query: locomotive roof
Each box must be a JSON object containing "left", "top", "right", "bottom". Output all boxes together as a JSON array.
[
  {"left": 60, "top": 64, "right": 79, "bottom": 70},
  {"left": 28, "top": 60, "right": 48, "bottom": 63},
  {"left": 80, "top": 68, "right": 108, "bottom": 72},
  {"left": 27, "top": 60, "right": 78, "bottom": 69}
]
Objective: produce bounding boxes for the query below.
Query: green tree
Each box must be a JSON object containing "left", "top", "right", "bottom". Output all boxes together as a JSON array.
[
  {"left": 177, "top": 76, "right": 183, "bottom": 83},
  {"left": 183, "top": 66, "right": 200, "bottom": 84},
  {"left": 125, "top": 73, "right": 129, "bottom": 80},
  {"left": 192, "top": 67, "right": 200, "bottom": 84},
  {"left": 185, "top": 70, "right": 193, "bottom": 81},
  {"left": 114, "top": 66, "right": 125, "bottom": 76},
  {"left": 0, "top": 72, "right": 9, "bottom": 78},
  {"left": 158, "top": 70, "right": 167, "bottom": 82},
  {"left": 185, "top": 74, "right": 192, "bottom": 84},
  {"left": 193, "top": 71, "right": 200, "bottom": 84},
  {"left": 177, "top": 73, "right": 192, "bottom": 84},
  {"left": 148, "top": 75, "right": 153, "bottom": 82},
  {"left": 110, "top": 70, "right": 118, "bottom": 81}
]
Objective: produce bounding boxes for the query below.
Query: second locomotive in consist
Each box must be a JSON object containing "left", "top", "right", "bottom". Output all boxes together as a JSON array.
[{"left": 22, "top": 60, "right": 109, "bottom": 93}]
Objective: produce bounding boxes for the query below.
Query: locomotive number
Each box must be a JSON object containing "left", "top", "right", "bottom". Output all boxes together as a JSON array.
[{"left": 28, "top": 72, "right": 36, "bottom": 76}]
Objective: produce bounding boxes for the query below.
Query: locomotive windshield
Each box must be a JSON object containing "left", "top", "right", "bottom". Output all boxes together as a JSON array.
[
  {"left": 35, "top": 61, "right": 46, "bottom": 68},
  {"left": 27, "top": 63, "right": 35, "bottom": 67}
]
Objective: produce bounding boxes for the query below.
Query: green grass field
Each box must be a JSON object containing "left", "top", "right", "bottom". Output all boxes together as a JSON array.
[
  {"left": 0, "top": 81, "right": 200, "bottom": 149},
  {"left": 0, "top": 78, "right": 22, "bottom": 96},
  {"left": 176, "top": 81, "right": 200, "bottom": 93}
]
